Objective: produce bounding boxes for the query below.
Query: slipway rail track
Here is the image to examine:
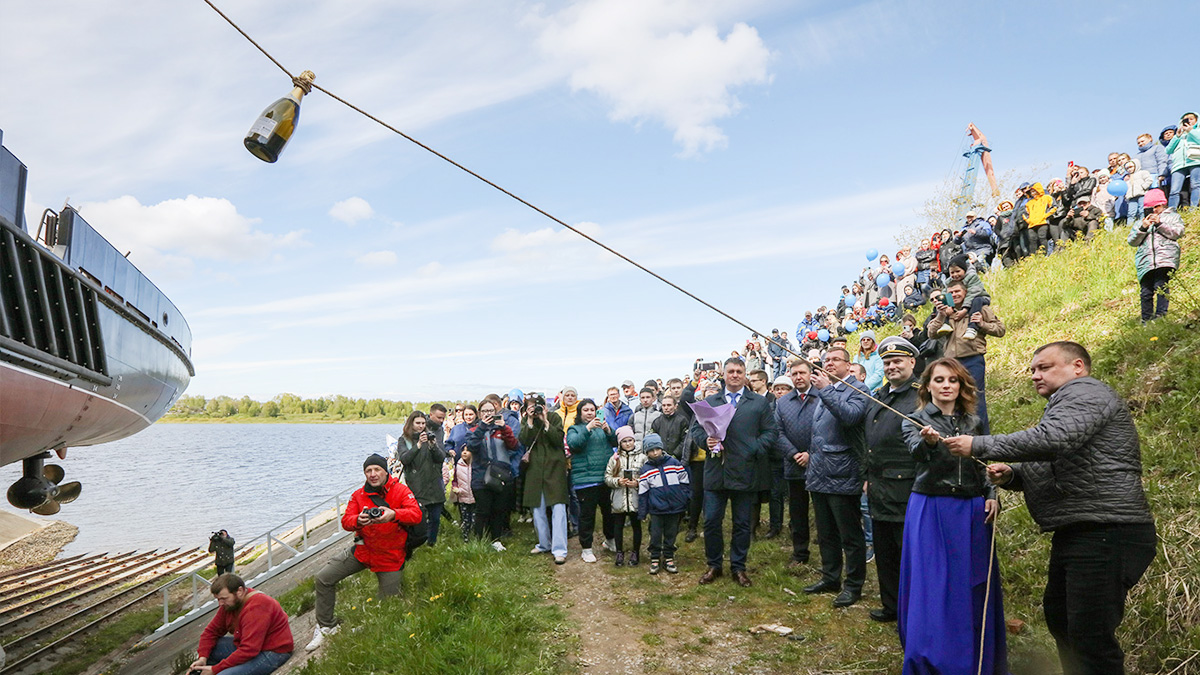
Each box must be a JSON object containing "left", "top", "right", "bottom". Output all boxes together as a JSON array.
[{"left": 0, "top": 547, "right": 215, "bottom": 674}]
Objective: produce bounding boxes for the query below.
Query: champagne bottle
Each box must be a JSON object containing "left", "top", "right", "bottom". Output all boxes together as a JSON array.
[{"left": 244, "top": 71, "right": 315, "bottom": 163}]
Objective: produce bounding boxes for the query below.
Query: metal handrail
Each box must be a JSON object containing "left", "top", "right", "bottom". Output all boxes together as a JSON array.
[{"left": 151, "top": 482, "right": 359, "bottom": 629}]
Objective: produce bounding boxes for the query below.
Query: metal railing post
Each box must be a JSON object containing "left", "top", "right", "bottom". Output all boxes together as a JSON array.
[
  {"left": 302, "top": 511, "right": 308, "bottom": 549},
  {"left": 266, "top": 530, "right": 273, "bottom": 568},
  {"left": 191, "top": 573, "right": 198, "bottom": 609},
  {"left": 162, "top": 587, "right": 170, "bottom": 626}
]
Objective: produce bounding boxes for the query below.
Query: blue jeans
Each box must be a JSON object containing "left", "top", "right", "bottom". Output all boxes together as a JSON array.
[
  {"left": 1128, "top": 195, "right": 1144, "bottom": 229},
  {"left": 1169, "top": 165, "right": 1200, "bottom": 208},
  {"left": 860, "top": 492, "right": 872, "bottom": 546},
  {"left": 958, "top": 354, "right": 989, "bottom": 434},
  {"left": 207, "top": 636, "right": 291, "bottom": 675},
  {"left": 531, "top": 492, "right": 568, "bottom": 557},
  {"left": 703, "top": 489, "right": 756, "bottom": 572}
]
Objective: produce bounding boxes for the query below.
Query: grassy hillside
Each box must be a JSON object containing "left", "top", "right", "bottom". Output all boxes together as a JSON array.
[
  {"left": 868, "top": 212, "right": 1200, "bottom": 672},
  {"left": 979, "top": 212, "right": 1200, "bottom": 673}
]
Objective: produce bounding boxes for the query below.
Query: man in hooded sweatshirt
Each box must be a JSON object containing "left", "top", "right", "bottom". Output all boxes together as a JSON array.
[{"left": 307, "top": 454, "right": 423, "bottom": 652}]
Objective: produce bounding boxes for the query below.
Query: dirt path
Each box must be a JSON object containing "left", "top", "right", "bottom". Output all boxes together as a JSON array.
[
  {"left": 553, "top": 544, "right": 781, "bottom": 675},
  {"left": 554, "top": 554, "right": 647, "bottom": 674}
]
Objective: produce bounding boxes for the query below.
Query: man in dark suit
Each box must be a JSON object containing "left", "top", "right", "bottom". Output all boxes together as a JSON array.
[
  {"left": 862, "top": 337, "right": 921, "bottom": 623},
  {"left": 689, "top": 358, "right": 779, "bottom": 587}
]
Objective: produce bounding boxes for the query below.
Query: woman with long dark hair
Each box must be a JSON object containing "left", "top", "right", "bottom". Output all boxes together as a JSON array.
[
  {"left": 899, "top": 358, "right": 1006, "bottom": 674},
  {"left": 395, "top": 410, "right": 449, "bottom": 547}
]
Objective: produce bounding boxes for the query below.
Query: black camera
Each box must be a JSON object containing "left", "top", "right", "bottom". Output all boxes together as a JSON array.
[{"left": 364, "top": 507, "right": 384, "bottom": 519}]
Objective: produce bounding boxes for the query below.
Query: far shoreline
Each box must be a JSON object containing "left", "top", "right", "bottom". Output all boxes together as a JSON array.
[{"left": 159, "top": 416, "right": 403, "bottom": 425}]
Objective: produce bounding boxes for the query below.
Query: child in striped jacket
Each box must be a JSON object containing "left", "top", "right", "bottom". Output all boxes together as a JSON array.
[{"left": 637, "top": 434, "right": 691, "bottom": 574}]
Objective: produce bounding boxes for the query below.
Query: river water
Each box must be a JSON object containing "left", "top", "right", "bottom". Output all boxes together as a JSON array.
[{"left": 29, "top": 423, "right": 398, "bottom": 555}]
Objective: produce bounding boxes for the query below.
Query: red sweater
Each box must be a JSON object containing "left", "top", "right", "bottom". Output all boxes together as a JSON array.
[{"left": 198, "top": 590, "right": 293, "bottom": 673}]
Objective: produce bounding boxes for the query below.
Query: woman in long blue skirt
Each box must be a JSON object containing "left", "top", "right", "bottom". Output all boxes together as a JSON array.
[{"left": 899, "top": 357, "right": 1008, "bottom": 674}]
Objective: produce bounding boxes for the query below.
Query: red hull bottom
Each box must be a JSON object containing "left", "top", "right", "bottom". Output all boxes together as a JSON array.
[{"left": 0, "top": 362, "right": 149, "bottom": 467}]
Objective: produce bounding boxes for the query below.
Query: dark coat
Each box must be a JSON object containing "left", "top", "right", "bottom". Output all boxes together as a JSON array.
[
  {"left": 396, "top": 435, "right": 450, "bottom": 506},
  {"left": 863, "top": 378, "right": 921, "bottom": 522},
  {"left": 651, "top": 412, "right": 690, "bottom": 461},
  {"left": 773, "top": 387, "right": 819, "bottom": 482},
  {"left": 806, "top": 376, "right": 869, "bottom": 495},
  {"left": 209, "top": 532, "right": 235, "bottom": 565},
  {"left": 687, "top": 388, "right": 779, "bottom": 492},
  {"left": 519, "top": 412, "right": 568, "bottom": 508},
  {"left": 973, "top": 377, "right": 1154, "bottom": 532}
]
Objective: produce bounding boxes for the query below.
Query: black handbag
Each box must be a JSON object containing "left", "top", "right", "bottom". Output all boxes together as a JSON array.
[{"left": 483, "top": 462, "right": 512, "bottom": 492}]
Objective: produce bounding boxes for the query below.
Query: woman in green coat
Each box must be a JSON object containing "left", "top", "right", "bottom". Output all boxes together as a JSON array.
[
  {"left": 520, "top": 394, "right": 569, "bottom": 563},
  {"left": 566, "top": 398, "right": 618, "bottom": 563}
]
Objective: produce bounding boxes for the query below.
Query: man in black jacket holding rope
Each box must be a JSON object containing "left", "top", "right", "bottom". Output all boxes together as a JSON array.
[{"left": 945, "top": 341, "right": 1156, "bottom": 675}]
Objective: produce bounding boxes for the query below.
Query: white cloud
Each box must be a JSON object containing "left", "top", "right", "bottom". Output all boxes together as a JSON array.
[
  {"left": 357, "top": 250, "right": 397, "bottom": 266},
  {"left": 534, "top": 0, "right": 772, "bottom": 156},
  {"left": 76, "top": 195, "right": 304, "bottom": 275},
  {"left": 330, "top": 197, "right": 375, "bottom": 225}
]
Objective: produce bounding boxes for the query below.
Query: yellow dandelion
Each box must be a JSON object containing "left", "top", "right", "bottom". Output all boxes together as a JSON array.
[
  {"left": 351, "top": 606, "right": 356, "bottom": 610},
  {"left": 366, "top": 598, "right": 372, "bottom": 602},
  {"left": 409, "top": 633, "right": 416, "bottom": 639},
  {"left": 1151, "top": 336, "right": 1159, "bottom": 341},
  {"left": 476, "top": 592, "right": 482, "bottom": 597}
]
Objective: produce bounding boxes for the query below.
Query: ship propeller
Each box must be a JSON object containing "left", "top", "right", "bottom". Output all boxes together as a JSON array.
[{"left": 6, "top": 453, "right": 82, "bottom": 514}]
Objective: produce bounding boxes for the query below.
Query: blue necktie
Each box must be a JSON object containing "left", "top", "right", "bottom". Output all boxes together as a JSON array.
[{"left": 728, "top": 392, "right": 740, "bottom": 407}]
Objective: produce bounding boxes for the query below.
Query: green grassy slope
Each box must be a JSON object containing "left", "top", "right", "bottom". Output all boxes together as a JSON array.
[{"left": 919, "top": 212, "right": 1200, "bottom": 672}]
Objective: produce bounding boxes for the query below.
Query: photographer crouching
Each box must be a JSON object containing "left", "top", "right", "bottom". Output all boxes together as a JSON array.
[{"left": 305, "top": 454, "right": 423, "bottom": 652}]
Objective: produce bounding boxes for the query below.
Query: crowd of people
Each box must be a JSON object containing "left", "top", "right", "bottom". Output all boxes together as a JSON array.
[{"left": 189, "top": 114, "right": 1197, "bottom": 674}]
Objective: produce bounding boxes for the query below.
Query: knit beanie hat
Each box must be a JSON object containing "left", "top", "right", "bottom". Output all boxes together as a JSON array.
[
  {"left": 363, "top": 454, "right": 388, "bottom": 473},
  {"left": 642, "top": 433, "right": 663, "bottom": 451},
  {"left": 616, "top": 426, "right": 635, "bottom": 443},
  {"left": 1144, "top": 189, "right": 1167, "bottom": 209},
  {"left": 949, "top": 254, "right": 970, "bottom": 272}
]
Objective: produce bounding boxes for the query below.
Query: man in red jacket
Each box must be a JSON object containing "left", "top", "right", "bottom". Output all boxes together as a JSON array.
[
  {"left": 306, "top": 454, "right": 423, "bottom": 652},
  {"left": 190, "top": 574, "right": 293, "bottom": 675}
]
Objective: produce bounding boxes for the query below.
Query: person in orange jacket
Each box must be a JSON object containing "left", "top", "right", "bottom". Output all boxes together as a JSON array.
[{"left": 306, "top": 454, "right": 423, "bottom": 652}]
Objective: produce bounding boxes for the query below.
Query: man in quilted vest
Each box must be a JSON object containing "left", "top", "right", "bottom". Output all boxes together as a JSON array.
[{"left": 945, "top": 341, "right": 1155, "bottom": 675}]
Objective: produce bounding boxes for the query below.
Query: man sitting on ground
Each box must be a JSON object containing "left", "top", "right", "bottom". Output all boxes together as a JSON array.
[{"left": 190, "top": 574, "right": 293, "bottom": 675}]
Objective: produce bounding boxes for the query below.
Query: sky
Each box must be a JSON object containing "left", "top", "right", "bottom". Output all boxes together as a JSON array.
[{"left": 1, "top": 0, "right": 1193, "bottom": 402}]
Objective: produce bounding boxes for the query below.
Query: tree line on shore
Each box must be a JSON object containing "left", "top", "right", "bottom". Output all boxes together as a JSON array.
[{"left": 166, "top": 394, "right": 456, "bottom": 421}]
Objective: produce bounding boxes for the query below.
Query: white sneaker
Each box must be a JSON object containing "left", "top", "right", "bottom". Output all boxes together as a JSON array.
[
  {"left": 602, "top": 538, "right": 616, "bottom": 553},
  {"left": 305, "top": 625, "right": 338, "bottom": 652},
  {"left": 961, "top": 327, "right": 978, "bottom": 341},
  {"left": 530, "top": 545, "right": 550, "bottom": 554},
  {"left": 936, "top": 323, "right": 953, "bottom": 336},
  {"left": 581, "top": 548, "right": 597, "bottom": 563},
  {"left": 491, "top": 541, "right": 506, "bottom": 552}
]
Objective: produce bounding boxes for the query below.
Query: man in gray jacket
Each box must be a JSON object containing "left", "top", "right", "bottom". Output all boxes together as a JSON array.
[{"left": 945, "top": 341, "right": 1155, "bottom": 675}]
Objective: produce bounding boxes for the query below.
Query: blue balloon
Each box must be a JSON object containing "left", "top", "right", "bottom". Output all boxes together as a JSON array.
[
  {"left": 876, "top": 272, "right": 891, "bottom": 288},
  {"left": 817, "top": 329, "right": 830, "bottom": 342},
  {"left": 1106, "top": 178, "right": 1127, "bottom": 198},
  {"left": 841, "top": 295, "right": 851, "bottom": 307},
  {"left": 866, "top": 248, "right": 879, "bottom": 261},
  {"left": 845, "top": 320, "right": 859, "bottom": 332},
  {"left": 891, "top": 262, "right": 905, "bottom": 277}
]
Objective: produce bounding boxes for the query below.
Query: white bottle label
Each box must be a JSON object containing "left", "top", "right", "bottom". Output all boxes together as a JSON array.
[{"left": 249, "top": 116, "right": 277, "bottom": 139}]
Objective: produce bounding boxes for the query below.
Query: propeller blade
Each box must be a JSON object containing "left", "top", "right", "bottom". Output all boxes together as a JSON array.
[
  {"left": 32, "top": 500, "right": 61, "bottom": 516},
  {"left": 55, "top": 482, "right": 82, "bottom": 504},
  {"left": 44, "top": 464, "right": 66, "bottom": 484}
]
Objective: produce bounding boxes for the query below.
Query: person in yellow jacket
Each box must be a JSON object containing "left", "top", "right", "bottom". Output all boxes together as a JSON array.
[{"left": 1024, "top": 182, "right": 1055, "bottom": 255}]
